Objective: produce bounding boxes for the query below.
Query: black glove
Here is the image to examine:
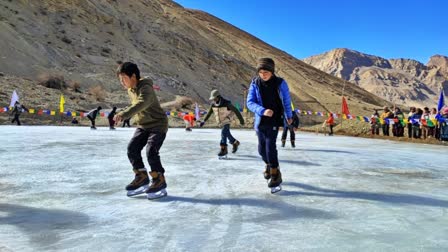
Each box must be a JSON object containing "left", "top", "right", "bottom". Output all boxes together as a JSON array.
[{"left": 199, "top": 121, "right": 205, "bottom": 127}]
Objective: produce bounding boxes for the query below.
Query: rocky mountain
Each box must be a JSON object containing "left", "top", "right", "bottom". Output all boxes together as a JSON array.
[
  {"left": 0, "top": 0, "right": 388, "bottom": 125},
  {"left": 304, "top": 48, "right": 448, "bottom": 108}
]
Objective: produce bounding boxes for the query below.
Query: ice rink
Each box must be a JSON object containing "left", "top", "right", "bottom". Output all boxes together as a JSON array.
[{"left": 1, "top": 126, "right": 448, "bottom": 251}]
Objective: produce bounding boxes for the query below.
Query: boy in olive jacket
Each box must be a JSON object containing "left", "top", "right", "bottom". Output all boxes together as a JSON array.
[{"left": 114, "top": 62, "right": 168, "bottom": 199}]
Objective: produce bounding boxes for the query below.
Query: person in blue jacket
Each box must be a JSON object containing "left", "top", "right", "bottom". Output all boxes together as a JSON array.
[{"left": 246, "top": 58, "right": 293, "bottom": 191}]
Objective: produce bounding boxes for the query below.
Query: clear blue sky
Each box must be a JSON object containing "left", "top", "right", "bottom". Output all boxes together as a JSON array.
[{"left": 174, "top": 0, "right": 447, "bottom": 64}]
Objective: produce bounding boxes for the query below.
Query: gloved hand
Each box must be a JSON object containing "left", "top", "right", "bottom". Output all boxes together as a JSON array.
[{"left": 199, "top": 121, "right": 205, "bottom": 127}]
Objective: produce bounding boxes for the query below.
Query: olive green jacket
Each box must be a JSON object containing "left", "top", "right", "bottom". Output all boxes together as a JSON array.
[{"left": 118, "top": 78, "right": 168, "bottom": 132}]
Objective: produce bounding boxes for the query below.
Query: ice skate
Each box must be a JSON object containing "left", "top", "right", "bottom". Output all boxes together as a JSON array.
[
  {"left": 281, "top": 139, "right": 286, "bottom": 148},
  {"left": 126, "top": 169, "right": 150, "bottom": 197},
  {"left": 185, "top": 127, "right": 192, "bottom": 132},
  {"left": 263, "top": 164, "right": 271, "bottom": 180},
  {"left": 90, "top": 126, "right": 97, "bottom": 130},
  {"left": 146, "top": 172, "right": 168, "bottom": 200},
  {"left": 218, "top": 144, "right": 228, "bottom": 159},
  {"left": 268, "top": 167, "right": 282, "bottom": 193},
  {"left": 231, "top": 140, "right": 240, "bottom": 153},
  {"left": 291, "top": 140, "right": 295, "bottom": 148}
]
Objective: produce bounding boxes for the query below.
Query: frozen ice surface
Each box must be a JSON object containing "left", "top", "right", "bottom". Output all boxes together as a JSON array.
[{"left": 1, "top": 126, "right": 448, "bottom": 251}]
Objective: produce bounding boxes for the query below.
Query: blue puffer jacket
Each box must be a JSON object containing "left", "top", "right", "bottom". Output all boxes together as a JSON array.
[{"left": 246, "top": 76, "right": 293, "bottom": 131}]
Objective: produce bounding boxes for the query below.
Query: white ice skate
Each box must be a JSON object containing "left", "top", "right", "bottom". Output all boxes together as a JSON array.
[
  {"left": 147, "top": 189, "right": 168, "bottom": 200},
  {"left": 126, "top": 184, "right": 149, "bottom": 197},
  {"left": 270, "top": 186, "right": 282, "bottom": 194},
  {"left": 218, "top": 155, "right": 228, "bottom": 160}
]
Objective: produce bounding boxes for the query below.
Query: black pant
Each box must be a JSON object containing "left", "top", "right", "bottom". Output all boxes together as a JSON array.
[
  {"left": 257, "top": 125, "right": 279, "bottom": 168},
  {"left": 11, "top": 114, "right": 21, "bottom": 125},
  {"left": 87, "top": 116, "right": 95, "bottom": 127},
  {"left": 221, "top": 124, "right": 236, "bottom": 145},
  {"left": 281, "top": 125, "right": 295, "bottom": 141},
  {"left": 382, "top": 124, "right": 390, "bottom": 136},
  {"left": 127, "top": 128, "right": 166, "bottom": 173},
  {"left": 122, "top": 119, "right": 131, "bottom": 127}
]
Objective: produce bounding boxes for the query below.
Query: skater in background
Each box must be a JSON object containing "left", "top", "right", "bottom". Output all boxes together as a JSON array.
[
  {"left": 246, "top": 57, "right": 293, "bottom": 193},
  {"left": 325, "top": 113, "right": 335, "bottom": 136},
  {"left": 281, "top": 110, "right": 299, "bottom": 147},
  {"left": 86, "top": 106, "right": 102, "bottom": 129},
  {"left": 113, "top": 62, "right": 169, "bottom": 199},
  {"left": 122, "top": 118, "right": 131, "bottom": 127},
  {"left": 71, "top": 117, "right": 79, "bottom": 125},
  {"left": 10, "top": 101, "right": 28, "bottom": 126},
  {"left": 183, "top": 113, "right": 195, "bottom": 131},
  {"left": 108, "top": 106, "right": 117, "bottom": 130},
  {"left": 370, "top": 110, "right": 380, "bottom": 135},
  {"left": 200, "top": 89, "right": 245, "bottom": 158}
]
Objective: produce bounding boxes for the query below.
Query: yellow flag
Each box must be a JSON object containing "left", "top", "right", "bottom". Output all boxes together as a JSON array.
[
  {"left": 29, "top": 109, "right": 35, "bottom": 114},
  {"left": 291, "top": 102, "right": 295, "bottom": 111},
  {"left": 72, "top": 112, "right": 77, "bottom": 117},
  {"left": 51, "top": 110, "right": 56, "bottom": 116},
  {"left": 59, "top": 94, "right": 65, "bottom": 113}
]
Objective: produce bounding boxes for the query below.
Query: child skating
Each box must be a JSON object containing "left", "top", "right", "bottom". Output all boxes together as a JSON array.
[
  {"left": 247, "top": 58, "right": 293, "bottom": 193},
  {"left": 200, "top": 89, "right": 245, "bottom": 159},
  {"left": 113, "top": 62, "right": 169, "bottom": 200}
]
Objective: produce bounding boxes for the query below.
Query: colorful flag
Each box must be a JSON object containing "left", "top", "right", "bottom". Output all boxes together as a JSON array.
[
  {"left": 9, "top": 90, "right": 19, "bottom": 107},
  {"left": 291, "top": 101, "right": 295, "bottom": 111},
  {"left": 342, "top": 97, "right": 350, "bottom": 116},
  {"left": 195, "top": 103, "right": 200, "bottom": 120},
  {"left": 59, "top": 94, "right": 65, "bottom": 113}
]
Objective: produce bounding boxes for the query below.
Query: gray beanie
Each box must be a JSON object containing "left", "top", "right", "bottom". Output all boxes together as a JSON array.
[{"left": 256, "top": 58, "right": 275, "bottom": 73}]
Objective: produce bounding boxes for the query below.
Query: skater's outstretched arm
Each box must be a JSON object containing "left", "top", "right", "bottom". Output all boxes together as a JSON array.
[
  {"left": 228, "top": 103, "right": 245, "bottom": 125},
  {"left": 202, "top": 106, "right": 214, "bottom": 124}
]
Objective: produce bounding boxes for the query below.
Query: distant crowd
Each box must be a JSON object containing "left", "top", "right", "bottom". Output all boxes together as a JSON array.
[{"left": 370, "top": 106, "right": 448, "bottom": 141}]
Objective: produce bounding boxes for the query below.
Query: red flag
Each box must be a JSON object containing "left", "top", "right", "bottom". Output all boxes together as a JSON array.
[{"left": 342, "top": 97, "right": 350, "bottom": 115}]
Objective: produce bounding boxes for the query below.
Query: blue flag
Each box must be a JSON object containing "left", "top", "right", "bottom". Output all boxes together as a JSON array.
[{"left": 436, "top": 89, "right": 445, "bottom": 122}]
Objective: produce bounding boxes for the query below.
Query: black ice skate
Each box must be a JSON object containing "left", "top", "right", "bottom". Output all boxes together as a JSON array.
[
  {"left": 291, "top": 140, "right": 295, "bottom": 148},
  {"left": 90, "top": 126, "right": 97, "bottom": 130},
  {"left": 231, "top": 140, "right": 240, "bottom": 153},
  {"left": 268, "top": 167, "right": 282, "bottom": 194},
  {"left": 146, "top": 172, "right": 167, "bottom": 200},
  {"left": 218, "top": 144, "right": 228, "bottom": 159},
  {"left": 281, "top": 139, "right": 286, "bottom": 148},
  {"left": 126, "top": 169, "right": 150, "bottom": 197}
]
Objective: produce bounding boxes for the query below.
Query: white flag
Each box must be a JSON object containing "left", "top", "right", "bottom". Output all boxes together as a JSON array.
[
  {"left": 195, "top": 103, "right": 200, "bottom": 121},
  {"left": 9, "top": 90, "right": 19, "bottom": 107}
]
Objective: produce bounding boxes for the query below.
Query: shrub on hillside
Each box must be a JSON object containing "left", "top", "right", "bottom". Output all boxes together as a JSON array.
[
  {"left": 89, "top": 85, "right": 106, "bottom": 102},
  {"left": 37, "top": 74, "right": 67, "bottom": 90}
]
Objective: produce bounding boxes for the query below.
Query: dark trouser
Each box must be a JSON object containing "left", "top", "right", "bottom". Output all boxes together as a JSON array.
[
  {"left": 407, "top": 123, "right": 413, "bottom": 138},
  {"left": 108, "top": 118, "right": 115, "bottom": 128},
  {"left": 87, "top": 115, "right": 95, "bottom": 127},
  {"left": 329, "top": 125, "right": 334, "bottom": 135},
  {"left": 221, "top": 124, "right": 236, "bottom": 145},
  {"left": 127, "top": 128, "right": 167, "bottom": 173},
  {"left": 393, "top": 125, "right": 404, "bottom": 137},
  {"left": 412, "top": 125, "right": 421, "bottom": 138},
  {"left": 257, "top": 125, "right": 279, "bottom": 168},
  {"left": 371, "top": 124, "right": 379, "bottom": 135},
  {"left": 281, "top": 125, "right": 295, "bottom": 141},
  {"left": 122, "top": 119, "right": 131, "bottom": 127},
  {"left": 11, "top": 114, "right": 21, "bottom": 125},
  {"left": 382, "top": 124, "right": 389, "bottom": 136}
]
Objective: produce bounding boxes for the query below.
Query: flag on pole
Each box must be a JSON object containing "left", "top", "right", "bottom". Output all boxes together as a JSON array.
[
  {"left": 342, "top": 96, "right": 350, "bottom": 116},
  {"left": 59, "top": 94, "right": 65, "bottom": 113},
  {"left": 10, "top": 90, "right": 19, "bottom": 107},
  {"left": 291, "top": 101, "right": 295, "bottom": 111},
  {"left": 436, "top": 89, "right": 445, "bottom": 122},
  {"left": 195, "top": 103, "right": 200, "bottom": 121}
]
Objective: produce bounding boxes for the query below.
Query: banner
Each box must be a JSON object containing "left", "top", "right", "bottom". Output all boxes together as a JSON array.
[{"left": 10, "top": 90, "right": 19, "bottom": 107}]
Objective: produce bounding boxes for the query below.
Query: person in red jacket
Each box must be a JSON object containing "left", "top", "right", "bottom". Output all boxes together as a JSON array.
[
  {"left": 183, "top": 114, "right": 195, "bottom": 131},
  {"left": 325, "top": 113, "right": 335, "bottom": 136}
]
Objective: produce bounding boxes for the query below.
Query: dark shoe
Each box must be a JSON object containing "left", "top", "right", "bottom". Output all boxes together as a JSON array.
[
  {"left": 146, "top": 172, "right": 167, "bottom": 193},
  {"left": 263, "top": 164, "right": 271, "bottom": 180},
  {"left": 231, "top": 140, "right": 240, "bottom": 153},
  {"left": 218, "top": 144, "right": 228, "bottom": 157},
  {"left": 281, "top": 140, "right": 286, "bottom": 147},
  {"left": 125, "top": 169, "right": 149, "bottom": 190},
  {"left": 268, "top": 167, "right": 282, "bottom": 188},
  {"left": 291, "top": 140, "right": 295, "bottom": 148}
]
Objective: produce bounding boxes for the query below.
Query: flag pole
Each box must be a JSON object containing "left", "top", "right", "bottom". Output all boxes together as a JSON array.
[{"left": 341, "top": 80, "right": 346, "bottom": 129}]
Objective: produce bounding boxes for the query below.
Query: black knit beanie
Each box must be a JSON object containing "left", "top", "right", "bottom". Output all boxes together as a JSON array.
[{"left": 256, "top": 58, "right": 275, "bottom": 73}]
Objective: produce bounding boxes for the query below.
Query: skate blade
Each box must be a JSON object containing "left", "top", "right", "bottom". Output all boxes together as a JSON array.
[
  {"left": 218, "top": 155, "right": 228, "bottom": 160},
  {"left": 147, "top": 189, "right": 168, "bottom": 200},
  {"left": 270, "top": 186, "right": 282, "bottom": 194},
  {"left": 127, "top": 185, "right": 149, "bottom": 197}
]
